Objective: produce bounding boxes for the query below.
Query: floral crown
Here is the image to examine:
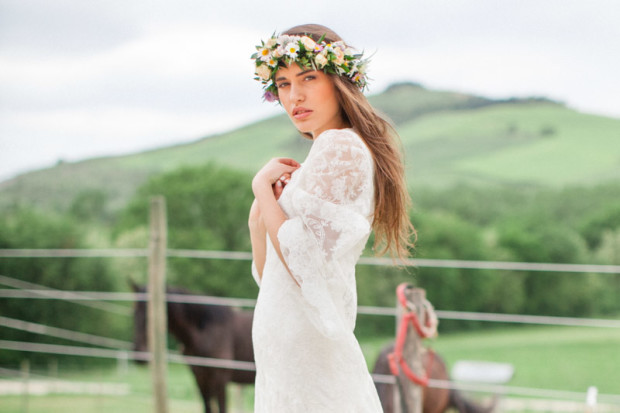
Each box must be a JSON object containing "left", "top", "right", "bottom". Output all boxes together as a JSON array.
[{"left": 252, "top": 33, "right": 369, "bottom": 102}]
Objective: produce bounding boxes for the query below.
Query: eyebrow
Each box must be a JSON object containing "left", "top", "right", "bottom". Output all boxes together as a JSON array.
[{"left": 275, "top": 69, "right": 314, "bottom": 82}]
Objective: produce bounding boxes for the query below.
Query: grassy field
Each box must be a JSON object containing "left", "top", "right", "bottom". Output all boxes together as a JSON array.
[
  {"left": 362, "top": 325, "right": 620, "bottom": 394},
  {"left": 0, "top": 363, "right": 205, "bottom": 413},
  {"left": 1, "top": 325, "right": 619, "bottom": 412},
  {"left": 399, "top": 103, "right": 620, "bottom": 187}
]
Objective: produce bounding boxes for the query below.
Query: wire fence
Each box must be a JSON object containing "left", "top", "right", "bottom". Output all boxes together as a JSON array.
[
  {"left": 2, "top": 278, "right": 620, "bottom": 405},
  {"left": 2, "top": 283, "right": 620, "bottom": 329},
  {"left": 2, "top": 248, "right": 620, "bottom": 410}
]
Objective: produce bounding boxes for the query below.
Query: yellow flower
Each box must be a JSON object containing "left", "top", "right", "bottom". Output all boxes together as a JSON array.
[
  {"left": 285, "top": 42, "right": 299, "bottom": 58},
  {"left": 258, "top": 47, "right": 271, "bottom": 62}
]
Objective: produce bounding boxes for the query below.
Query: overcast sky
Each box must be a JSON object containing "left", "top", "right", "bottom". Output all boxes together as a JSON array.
[{"left": 1, "top": 0, "right": 619, "bottom": 181}]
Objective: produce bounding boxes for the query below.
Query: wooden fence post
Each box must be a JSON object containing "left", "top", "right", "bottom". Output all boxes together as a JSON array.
[
  {"left": 148, "top": 196, "right": 168, "bottom": 413},
  {"left": 393, "top": 286, "right": 427, "bottom": 413}
]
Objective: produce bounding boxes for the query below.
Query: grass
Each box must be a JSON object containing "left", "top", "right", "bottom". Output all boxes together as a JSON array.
[
  {"left": 361, "top": 325, "right": 620, "bottom": 394},
  {"left": 0, "top": 363, "right": 205, "bottom": 413},
  {"left": 400, "top": 103, "right": 620, "bottom": 187},
  {"left": 1, "top": 325, "right": 619, "bottom": 412}
]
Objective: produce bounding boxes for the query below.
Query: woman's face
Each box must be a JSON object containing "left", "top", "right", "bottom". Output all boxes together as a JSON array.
[{"left": 275, "top": 64, "right": 347, "bottom": 138}]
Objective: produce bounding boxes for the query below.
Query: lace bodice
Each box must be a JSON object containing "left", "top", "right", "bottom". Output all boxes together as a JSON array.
[{"left": 251, "top": 128, "right": 382, "bottom": 412}]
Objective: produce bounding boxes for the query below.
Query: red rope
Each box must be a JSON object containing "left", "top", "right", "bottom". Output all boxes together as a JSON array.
[
  {"left": 388, "top": 283, "right": 435, "bottom": 387},
  {"left": 396, "top": 283, "right": 435, "bottom": 338}
]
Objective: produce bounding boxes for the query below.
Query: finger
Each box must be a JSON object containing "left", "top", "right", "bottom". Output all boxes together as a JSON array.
[
  {"left": 273, "top": 180, "right": 283, "bottom": 198},
  {"left": 280, "top": 164, "right": 299, "bottom": 175},
  {"left": 277, "top": 158, "right": 301, "bottom": 167},
  {"left": 279, "top": 174, "right": 291, "bottom": 185}
]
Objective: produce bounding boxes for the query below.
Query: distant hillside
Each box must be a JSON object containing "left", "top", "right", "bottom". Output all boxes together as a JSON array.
[{"left": 2, "top": 82, "right": 619, "bottom": 213}]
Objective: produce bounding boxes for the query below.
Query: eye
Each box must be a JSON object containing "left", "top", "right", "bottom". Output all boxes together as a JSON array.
[
  {"left": 276, "top": 81, "right": 289, "bottom": 89},
  {"left": 304, "top": 75, "right": 316, "bottom": 81}
]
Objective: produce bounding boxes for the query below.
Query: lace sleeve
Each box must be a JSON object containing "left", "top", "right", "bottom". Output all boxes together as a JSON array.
[{"left": 277, "top": 129, "right": 374, "bottom": 340}]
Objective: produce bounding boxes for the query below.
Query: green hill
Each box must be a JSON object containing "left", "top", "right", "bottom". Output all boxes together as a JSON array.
[{"left": 1, "top": 82, "right": 619, "bottom": 213}]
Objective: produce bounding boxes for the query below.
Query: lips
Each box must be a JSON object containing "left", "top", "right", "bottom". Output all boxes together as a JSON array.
[{"left": 292, "top": 107, "right": 312, "bottom": 120}]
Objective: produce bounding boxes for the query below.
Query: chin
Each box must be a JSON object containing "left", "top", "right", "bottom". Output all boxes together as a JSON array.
[{"left": 293, "top": 123, "right": 313, "bottom": 135}]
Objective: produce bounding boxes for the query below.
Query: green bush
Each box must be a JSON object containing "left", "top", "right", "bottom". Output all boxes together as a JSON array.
[
  {"left": 0, "top": 207, "right": 122, "bottom": 367},
  {"left": 114, "top": 163, "right": 258, "bottom": 298}
]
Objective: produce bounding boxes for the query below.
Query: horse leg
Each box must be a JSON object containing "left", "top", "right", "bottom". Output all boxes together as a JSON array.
[
  {"left": 216, "top": 380, "right": 227, "bottom": 413},
  {"left": 191, "top": 366, "right": 213, "bottom": 413},
  {"left": 198, "top": 386, "right": 212, "bottom": 413}
]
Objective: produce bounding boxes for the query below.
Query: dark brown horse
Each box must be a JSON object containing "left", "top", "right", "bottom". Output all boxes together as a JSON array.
[
  {"left": 131, "top": 284, "right": 255, "bottom": 413},
  {"left": 373, "top": 343, "right": 494, "bottom": 413}
]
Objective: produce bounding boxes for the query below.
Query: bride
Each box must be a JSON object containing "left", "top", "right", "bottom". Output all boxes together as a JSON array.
[{"left": 248, "top": 23, "right": 415, "bottom": 412}]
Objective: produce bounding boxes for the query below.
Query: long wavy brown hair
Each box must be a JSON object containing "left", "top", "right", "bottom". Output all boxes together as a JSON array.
[{"left": 283, "top": 24, "right": 416, "bottom": 260}]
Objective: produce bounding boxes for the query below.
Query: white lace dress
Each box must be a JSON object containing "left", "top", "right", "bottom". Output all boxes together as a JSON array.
[{"left": 251, "top": 128, "right": 383, "bottom": 412}]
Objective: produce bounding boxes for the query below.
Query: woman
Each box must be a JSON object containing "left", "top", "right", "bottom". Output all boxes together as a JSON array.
[{"left": 248, "top": 24, "right": 415, "bottom": 412}]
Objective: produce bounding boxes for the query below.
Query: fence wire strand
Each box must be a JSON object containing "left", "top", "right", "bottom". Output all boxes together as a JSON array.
[
  {"left": 2, "top": 286, "right": 620, "bottom": 329},
  {"left": 0, "top": 316, "right": 133, "bottom": 349},
  {"left": 0, "top": 274, "right": 131, "bottom": 316},
  {"left": 2, "top": 249, "right": 619, "bottom": 274}
]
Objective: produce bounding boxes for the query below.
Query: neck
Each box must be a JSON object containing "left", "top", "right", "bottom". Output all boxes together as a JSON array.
[
  {"left": 166, "top": 302, "right": 194, "bottom": 348},
  {"left": 312, "top": 119, "right": 351, "bottom": 139}
]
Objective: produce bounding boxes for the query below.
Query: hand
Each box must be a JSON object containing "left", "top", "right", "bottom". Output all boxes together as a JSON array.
[
  {"left": 273, "top": 172, "right": 291, "bottom": 200},
  {"left": 252, "top": 158, "right": 300, "bottom": 196}
]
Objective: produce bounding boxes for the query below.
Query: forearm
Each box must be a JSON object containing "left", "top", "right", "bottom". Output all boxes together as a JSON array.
[
  {"left": 249, "top": 221, "right": 267, "bottom": 280},
  {"left": 252, "top": 181, "right": 300, "bottom": 286}
]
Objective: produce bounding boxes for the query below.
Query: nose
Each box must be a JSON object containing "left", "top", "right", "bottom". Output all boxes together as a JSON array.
[{"left": 289, "top": 82, "right": 305, "bottom": 103}]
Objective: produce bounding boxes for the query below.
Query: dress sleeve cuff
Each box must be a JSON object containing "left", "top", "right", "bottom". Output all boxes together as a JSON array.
[{"left": 251, "top": 260, "right": 261, "bottom": 287}]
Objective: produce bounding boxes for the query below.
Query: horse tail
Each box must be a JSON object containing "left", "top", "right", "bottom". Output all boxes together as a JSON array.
[{"left": 448, "top": 388, "right": 496, "bottom": 413}]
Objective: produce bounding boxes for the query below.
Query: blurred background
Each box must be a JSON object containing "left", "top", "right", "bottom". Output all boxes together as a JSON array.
[{"left": 1, "top": 1, "right": 619, "bottom": 412}]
